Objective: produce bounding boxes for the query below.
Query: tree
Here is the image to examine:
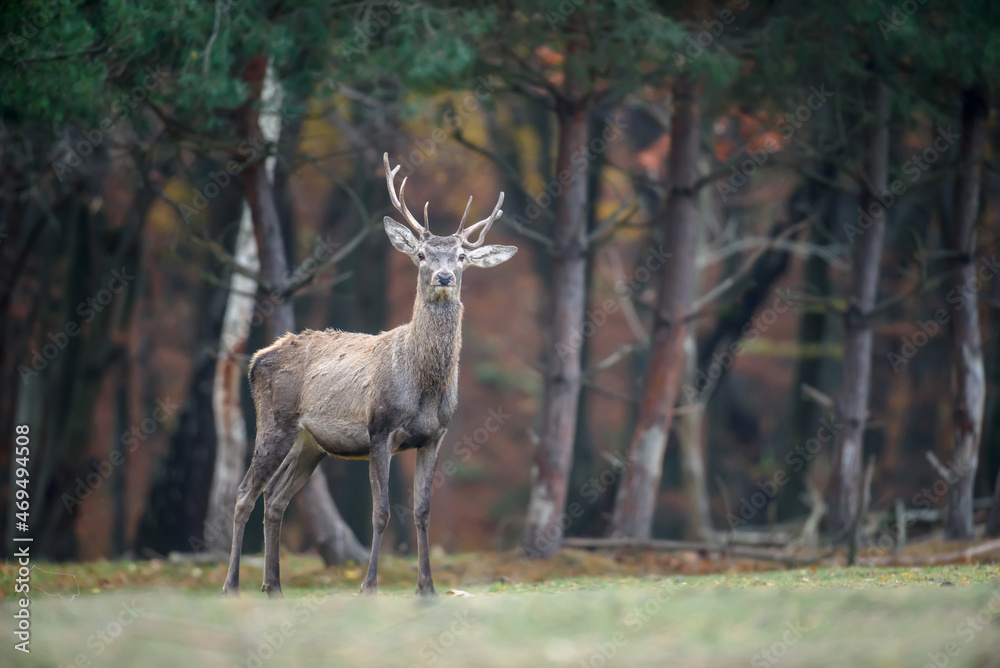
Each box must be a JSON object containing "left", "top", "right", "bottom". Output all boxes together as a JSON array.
[
  {"left": 827, "top": 75, "right": 889, "bottom": 538},
  {"left": 367, "top": 0, "right": 686, "bottom": 555},
  {"left": 942, "top": 87, "right": 988, "bottom": 540},
  {"left": 0, "top": 0, "right": 370, "bottom": 560},
  {"left": 236, "top": 55, "right": 366, "bottom": 564},
  {"left": 609, "top": 75, "right": 703, "bottom": 539}
]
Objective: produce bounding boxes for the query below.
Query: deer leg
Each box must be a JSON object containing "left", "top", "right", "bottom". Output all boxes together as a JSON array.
[
  {"left": 414, "top": 432, "right": 444, "bottom": 596},
  {"left": 261, "top": 434, "right": 326, "bottom": 599},
  {"left": 360, "top": 428, "right": 407, "bottom": 595},
  {"left": 223, "top": 428, "right": 294, "bottom": 597},
  {"left": 223, "top": 461, "right": 274, "bottom": 596}
]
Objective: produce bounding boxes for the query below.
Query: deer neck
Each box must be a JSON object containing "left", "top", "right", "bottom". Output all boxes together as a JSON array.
[{"left": 405, "top": 295, "right": 463, "bottom": 394}]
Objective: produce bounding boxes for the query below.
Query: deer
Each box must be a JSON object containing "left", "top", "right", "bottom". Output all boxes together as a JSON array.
[{"left": 223, "top": 153, "right": 516, "bottom": 598}]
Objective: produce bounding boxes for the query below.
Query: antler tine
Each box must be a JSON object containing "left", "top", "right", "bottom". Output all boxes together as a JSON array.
[
  {"left": 460, "top": 192, "right": 504, "bottom": 248},
  {"left": 455, "top": 196, "right": 473, "bottom": 234},
  {"left": 423, "top": 201, "right": 429, "bottom": 229},
  {"left": 382, "top": 152, "right": 426, "bottom": 236}
]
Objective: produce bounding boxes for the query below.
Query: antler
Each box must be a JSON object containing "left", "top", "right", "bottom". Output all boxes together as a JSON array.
[
  {"left": 456, "top": 191, "right": 504, "bottom": 248},
  {"left": 383, "top": 152, "right": 428, "bottom": 238}
]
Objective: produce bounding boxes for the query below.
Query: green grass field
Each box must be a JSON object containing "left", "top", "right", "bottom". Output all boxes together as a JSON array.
[{"left": 2, "top": 552, "right": 999, "bottom": 667}]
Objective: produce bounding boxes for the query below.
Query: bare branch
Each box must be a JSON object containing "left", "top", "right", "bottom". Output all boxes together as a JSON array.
[
  {"left": 604, "top": 246, "right": 650, "bottom": 346},
  {"left": 588, "top": 197, "right": 640, "bottom": 245},
  {"left": 582, "top": 377, "right": 637, "bottom": 404},
  {"left": 585, "top": 343, "right": 638, "bottom": 377},
  {"left": 688, "top": 220, "right": 807, "bottom": 317}
]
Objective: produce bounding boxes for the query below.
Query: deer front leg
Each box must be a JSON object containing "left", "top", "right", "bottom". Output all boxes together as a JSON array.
[
  {"left": 360, "top": 429, "right": 406, "bottom": 595},
  {"left": 414, "top": 432, "right": 444, "bottom": 596}
]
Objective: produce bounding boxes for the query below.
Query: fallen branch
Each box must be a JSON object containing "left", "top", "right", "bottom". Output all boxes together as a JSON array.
[
  {"left": 857, "top": 538, "right": 1000, "bottom": 567},
  {"left": 563, "top": 537, "right": 836, "bottom": 565},
  {"left": 925, "top": 451, "right": 952, "bottom": 481}
]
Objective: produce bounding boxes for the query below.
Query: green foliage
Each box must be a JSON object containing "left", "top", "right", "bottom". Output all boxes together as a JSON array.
[{"left": 1, "top": 0, "right": 348, "bottom": 144}]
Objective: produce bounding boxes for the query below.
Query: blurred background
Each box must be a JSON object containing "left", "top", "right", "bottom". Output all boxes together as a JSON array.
[{"left": 2, "top": 0, "right": 999, "bottom": 564}]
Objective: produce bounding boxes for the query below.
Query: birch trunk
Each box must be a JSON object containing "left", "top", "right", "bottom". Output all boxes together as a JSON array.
[
  {"left": 943, "top": 88, "right": 988, "bottom": 540},
  {"left": 828, "top": 78, "right": 889, "bottom": 536},
  {"left": 204, "top": 204, "right": 259, "bottom": 552},
  {"left": 679, "top": 330, "right": 713, "bottom": 540},
  {"left": 237, "top": 56, "right": 366, "bottom": 564}
]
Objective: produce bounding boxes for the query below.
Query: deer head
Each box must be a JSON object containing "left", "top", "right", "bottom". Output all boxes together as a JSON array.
[{"left": 382, "top": 153, "right": 517, "bottom": 303}]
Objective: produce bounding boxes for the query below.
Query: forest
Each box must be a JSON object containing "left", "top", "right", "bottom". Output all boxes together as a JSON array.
[{"left": 2, "top": 0, "right": 1000, "bottom": 582}]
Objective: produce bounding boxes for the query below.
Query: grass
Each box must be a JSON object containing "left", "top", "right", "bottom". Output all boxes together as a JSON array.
[{"left": 2, "top": 551, "right": 999, "bottom": 667}]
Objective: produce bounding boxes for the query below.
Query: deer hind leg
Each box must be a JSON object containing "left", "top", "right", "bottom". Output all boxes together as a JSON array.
[
  {"left": 261, "top": 432, "right": 326, "bottom": 599},
  {"left": 414, "top": 432, "right": 444, "bottom": 596},
  {"left": 223, "top": 426, "right": 295, "bottom": 597},
  {"left": 360, "top": 427, "right": 408, "bottom": 595}
]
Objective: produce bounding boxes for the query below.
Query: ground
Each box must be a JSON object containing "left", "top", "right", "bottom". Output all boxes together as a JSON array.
[{"left": 2, "top": 550, "right": 999, "bottom": 667}]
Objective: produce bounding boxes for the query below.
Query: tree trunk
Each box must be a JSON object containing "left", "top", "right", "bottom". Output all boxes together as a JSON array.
[
  {"left": 779, "top": 165, "right": 836, "bottom": 521},
  {"left": 239, "top": 56, "right": 366, "bottom": 564},
  {"left": 136, "top": 161, "right": 231, "bottom": 557},
  {"left": 679, "top": 330, "right": 713, "bottom": 540},
  {"left": 521, "top": 100, "right": 590, "bottom": 558},
  {"left": 943, "top": 88, "right": 988, "bottom": 540},
  {"left": 204, "top": 205, "right": 259, "bottom": 553},
  {"left": 609, "top": 76, "right": 702, "bottom": 540},
  {"left": 988, "top": 466, "right": 1000, "bottom": 537},
  {"left": 828, "top": 77, "right": 889, "bottom": 537}
]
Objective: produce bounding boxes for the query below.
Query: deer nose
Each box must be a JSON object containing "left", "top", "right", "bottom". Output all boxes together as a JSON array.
[{"left": 436, "top": 272, "right": 454, "bottom": 286}]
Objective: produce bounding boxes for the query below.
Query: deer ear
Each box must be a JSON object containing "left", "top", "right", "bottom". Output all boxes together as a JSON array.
[
  {"left": 384, "top": 217, "right": 420, "bottom": 263},
  {"left": 465, "top": 244, "right": 517, "bottom": 268}
]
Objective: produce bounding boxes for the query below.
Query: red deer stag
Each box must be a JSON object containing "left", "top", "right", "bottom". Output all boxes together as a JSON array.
[{"left": 223, "top": 153, "right": 516, "bottom": 597}]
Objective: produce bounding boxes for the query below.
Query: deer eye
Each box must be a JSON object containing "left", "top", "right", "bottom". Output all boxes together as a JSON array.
[
  {"left": 459, "top": 253, "right": 466, "bottom": 261},
  {"left": 417, "top": 252, "right": 425, "bottom": 261}
]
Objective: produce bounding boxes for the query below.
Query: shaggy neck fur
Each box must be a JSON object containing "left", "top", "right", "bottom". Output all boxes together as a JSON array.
[{"left": 405, "top": 293, "right": 463, "bottom": 395}]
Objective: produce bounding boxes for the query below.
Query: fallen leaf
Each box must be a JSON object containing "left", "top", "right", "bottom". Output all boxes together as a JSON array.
[{"left": 445, "top": 589, "right": 474, "bottom": 597}]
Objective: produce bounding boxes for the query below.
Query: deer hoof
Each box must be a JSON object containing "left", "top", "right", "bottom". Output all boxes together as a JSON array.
[
  {"left": 263, "top": 585, "right": 284, "bottom": 600},
  {"left": 360, "top": 581, "right": 378, "bottom": 596},
  {"left": 223, "top": 584, "right": 239, "bottom": 598}
]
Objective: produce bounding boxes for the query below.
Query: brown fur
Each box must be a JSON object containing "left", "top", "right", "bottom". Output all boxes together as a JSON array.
[{"left": 223, "top": 177, "right": 516, "bottom": 599}]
